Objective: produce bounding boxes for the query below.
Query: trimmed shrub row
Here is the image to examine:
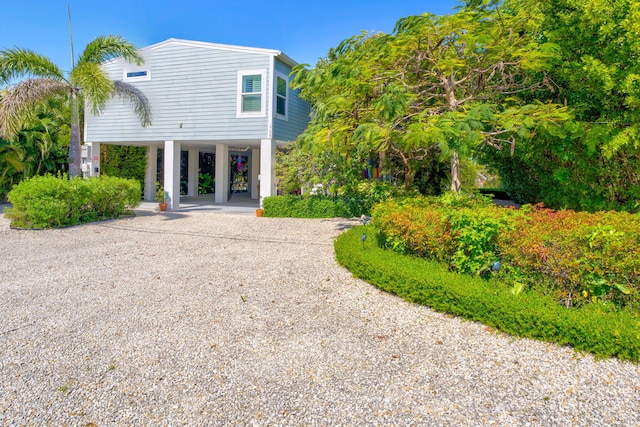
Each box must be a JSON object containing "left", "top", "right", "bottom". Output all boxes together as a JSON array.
[
  {"left": 263, "top": 195, "right": 352, "bottom": 218},
  {"left": 6, "top": 175, "right": 141, "bottom": 228},
  {"left": 335, "top": 226, "right": 640, "bottom": 362},
  {"left": 263, "top": 181, "right": 416, "bottom": 218},
  {"left": 372, "top": 195, "right": 640, "bottom": 310}
]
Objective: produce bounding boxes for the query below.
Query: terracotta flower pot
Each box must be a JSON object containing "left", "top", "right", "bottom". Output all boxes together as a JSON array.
[
  {"left": 256, "top": 209, "right": 264, "bottom": 217},
  {"left": 159, "top": 203, "right": 168, "bottom": 212}
]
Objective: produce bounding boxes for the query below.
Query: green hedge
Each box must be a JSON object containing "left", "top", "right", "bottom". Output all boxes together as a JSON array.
[
  {"left": 335, "top": 226, "right": 640, "bottom": 362},
  {"left": 263, "top": 182, "right": 416, "bottom": 218},
  {"left": 372, "top": 195, "right": 640, "bottom": 310},
  {"left": 262, "top": 195, "right": 350, "bottom": 218},
  {"left": 6, "top": 175, "right": 141, "bottom": 228}
]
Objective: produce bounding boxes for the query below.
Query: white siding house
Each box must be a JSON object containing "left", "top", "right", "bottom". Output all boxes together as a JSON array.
[{"left": 84, "top": 38, "right": 311, "bottom": 210}]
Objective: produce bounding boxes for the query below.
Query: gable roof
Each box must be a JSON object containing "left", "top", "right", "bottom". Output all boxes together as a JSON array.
[{"left": 140, "top": 38, "right": 298, "bottom": 68}]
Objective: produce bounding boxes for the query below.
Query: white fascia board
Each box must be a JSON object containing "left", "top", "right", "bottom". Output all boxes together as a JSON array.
[
  {"left": 147, "top": 38, "right": 281, "bottom": 56},
  {"left": 102, "top": 38, "right": 300, "bottom": 69}
]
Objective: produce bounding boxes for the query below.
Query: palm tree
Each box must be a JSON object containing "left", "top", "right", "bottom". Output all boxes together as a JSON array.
[{"left": 0, "top": 35, "right": 152, "bottom": 177}]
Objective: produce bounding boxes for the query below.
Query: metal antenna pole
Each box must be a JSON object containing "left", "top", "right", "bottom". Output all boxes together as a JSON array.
[{"left": 67, "top": 3, "right": 75, "bottom": 70}]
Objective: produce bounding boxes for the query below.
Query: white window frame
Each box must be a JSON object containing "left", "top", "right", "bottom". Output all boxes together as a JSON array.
[
  {"left": 123, "top": 67, "right": 151, "bottom": 82},
  {"left": 274, "top": 72, "right": 289, "bottom": 121},
  {"left": 236, "top": 69, "right": 267, "bottom": 118}
]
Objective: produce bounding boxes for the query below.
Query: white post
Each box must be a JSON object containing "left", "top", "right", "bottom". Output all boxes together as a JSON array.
[
  {"left": 164, "top": 140, "right": 181, "bottom": 210},
  {"left": 88, "top": 142, "right": 100, "bottom": 176},
  {"left": 145, "top": 145, "right": 158, "bottom": 201},
  {"left": 259, "top": 138, "right": 276, "bottom": 205},
  {"left": 215, "top": 143, "right": 229, "bottom": 204},
  {"left": 187, "top": 149, "right": 198, "bottom": 197},
  {"left": 250, "top": 148, "right": 260, "bottom": 200}
]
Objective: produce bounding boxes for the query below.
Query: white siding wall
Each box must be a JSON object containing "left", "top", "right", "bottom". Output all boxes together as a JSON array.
[
  {"left": 272, "top": 59, "right": 311, "bottom": 142},
  {"left": 86, "top": 42, "right": 272, "bottom": 143}
]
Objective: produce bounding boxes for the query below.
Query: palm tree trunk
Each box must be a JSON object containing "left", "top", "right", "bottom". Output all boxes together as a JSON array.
[
  {"left": 450, "top": 150, "right": 461, "bottom": 194},
  {"left": 68, "top": 87, "right": 81, "bottom": 177}
]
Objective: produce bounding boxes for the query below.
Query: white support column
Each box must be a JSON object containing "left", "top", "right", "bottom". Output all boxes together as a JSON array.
[
  {"left": 187, "top": 149, "right": 198, "bottom": 197},
  {"left": 145, "top": 145, "right": 158, "bottom": 201},
  {"left": 215, "top": 143, "right": 229, "bottom": 204},
  {"left": 250, "top": 148, "right": 260, "bottom": 200},
  {"left": 164, "top": 140, "right": 181, "bottom": 210},
  {"left": 259, "top": 138, "right": 276, "bottom": 205},
  {"left": 88, "top": 142, "right": 100, "bottom": 176}
]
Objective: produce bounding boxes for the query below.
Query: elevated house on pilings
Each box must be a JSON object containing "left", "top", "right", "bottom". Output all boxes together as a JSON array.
[{"left": 84, "top": 38, "right": 310, "bottom": 210}]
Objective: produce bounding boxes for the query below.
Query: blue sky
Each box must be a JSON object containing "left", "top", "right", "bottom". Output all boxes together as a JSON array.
[{"left": 1, "top": 0, "right": 461, "bottom": 74}]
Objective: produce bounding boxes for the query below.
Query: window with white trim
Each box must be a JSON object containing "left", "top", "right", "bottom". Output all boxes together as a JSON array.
[
  {"left": 123, "top": 68, "right": 151, "bottom": 81},
  {"left": 275, "top": 73, "right": 288, "bottom": 119},
  {"left": 237, "top": 70, "right": 266, "bottom": 117}
]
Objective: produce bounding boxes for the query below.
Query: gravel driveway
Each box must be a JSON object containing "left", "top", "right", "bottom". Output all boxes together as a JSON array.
[{"left": 0, "top": 211, "right": 638, "bottom": 426}]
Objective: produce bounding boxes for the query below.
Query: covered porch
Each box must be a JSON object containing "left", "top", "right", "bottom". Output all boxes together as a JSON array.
[{"left": 84, "top": 138, "right": 283, "bottom": 210}]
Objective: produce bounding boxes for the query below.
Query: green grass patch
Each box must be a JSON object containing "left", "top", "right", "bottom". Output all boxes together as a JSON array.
[{"left": 335, "top": 226, "right": 640, "bottom": 362}]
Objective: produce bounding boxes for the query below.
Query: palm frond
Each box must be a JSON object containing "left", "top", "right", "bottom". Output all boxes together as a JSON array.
[
  {"left": 0, "top": 78, "right": 68, "bottom": 140},
  {"left": 71, "top": 62, "right": 113, "bottom": 115},
  {"left": 77, "top": 35, "right": 144, "bottom": 66},
  {"left": 0, "top": 48, "right": 65, "bottom": 84},
  {"left": 112, "top": 80, "right": 152, "bottom": 127}
]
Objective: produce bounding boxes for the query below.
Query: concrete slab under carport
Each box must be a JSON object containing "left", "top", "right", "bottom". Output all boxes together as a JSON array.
[{"left": 135, "top": 192, "right": 259, "bottom": 216}]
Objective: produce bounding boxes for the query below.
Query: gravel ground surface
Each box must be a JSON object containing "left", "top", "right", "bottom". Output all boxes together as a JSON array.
[{"left": 0, "top": 210, "right": 639, "bottom": 426}]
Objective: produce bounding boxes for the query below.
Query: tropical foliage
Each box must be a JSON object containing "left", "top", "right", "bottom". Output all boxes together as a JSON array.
[
  {"left": 476, "top": 0, "right": 640, "bottom": 210},
  {"left": 371, "top": 195, "right": 639, "bottom": 311},
  {"left": 0, "top": 95, "right": 69, "bottom": 200},
  {"left": 0, "top": 34, "right": 151, "bottom": 178},
  {"left": 289, "top": 4, "right": 570, "bottom": 194},
  {"left": 280, "top": 0, "right": 640, "bottom": 212}
]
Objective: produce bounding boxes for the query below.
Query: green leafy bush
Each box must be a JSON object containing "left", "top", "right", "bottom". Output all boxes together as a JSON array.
[
  {"left": 85, "top": 176, "right": 141, "bottom": 219},
  {"left": 446, "top": 207, "right": 515, "bottom": 276},
  {"left": 372, "top": 196, "right": 640, "bottom": 310},
  {"left": 100, "top": 145, "right": 147, "bottom": 193},
  {"left": 264, "top": 181, "right": 415, "bottom": 218},
  {"left": 335, "top": 226, "right": 640, "bottom": 362},
  {"left": 372, "top": 194, "right": 513, "bottom": 275},
  {"left": 262, "top": 195, "right": 350, "bottom": 218},
  {"left": 497, "top": 205, "right": 640, "bottom": 309},
  {"left": 198, "top": 173, "right": 213, "bottom": 194},
  {"left": 6, "top": 175, "right": 140, "bottom": 228}
]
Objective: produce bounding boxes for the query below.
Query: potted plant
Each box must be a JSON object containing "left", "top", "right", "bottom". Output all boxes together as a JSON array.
[{"left": 155, "top": 182, "right": 168, "bottom": 211}]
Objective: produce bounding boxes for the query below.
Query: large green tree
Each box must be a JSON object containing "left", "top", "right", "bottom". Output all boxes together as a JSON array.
[
  {"left": 291, "top": 6, "right": 569, "bottom": 193},
  {"left": 0, "top": 35, "right": 151, "bottom": 177},
  {"left": 476, "top": 0, "right": 640, "bottom": 210}
]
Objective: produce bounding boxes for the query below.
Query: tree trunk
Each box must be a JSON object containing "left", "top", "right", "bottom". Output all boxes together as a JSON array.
[
  {"left": 404, "top": 163, "right": 413, "bottom": 190},
  {"left": 443, "top": 76, "right": 462, "bottom": 195},
  {"left": 68, "top": 88, "right": 81, "bottom": 177},
  {"left": 379, "top": 150, "right": 386, "bottom": 174},
  {"left": 450, "top": 150, "right": 461, "bottom": 194}
]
